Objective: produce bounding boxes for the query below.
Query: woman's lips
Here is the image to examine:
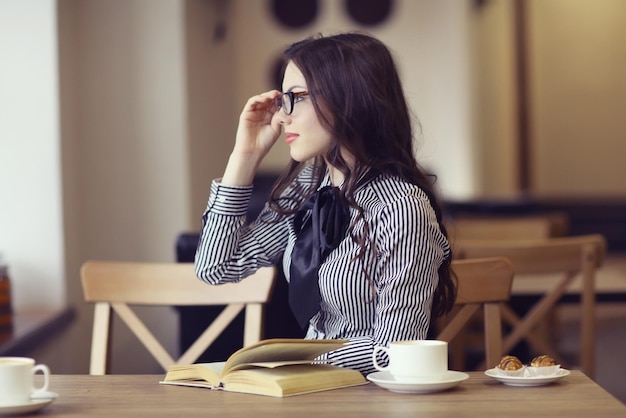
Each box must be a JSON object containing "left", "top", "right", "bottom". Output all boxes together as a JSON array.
[{"left": 285, "top": 133, "right": 299, "bottom": 144}]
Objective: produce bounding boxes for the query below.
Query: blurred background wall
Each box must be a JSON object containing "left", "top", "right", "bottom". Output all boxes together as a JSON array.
[{"left": 1, "top": 0, "right": 625, "bottom": 373}]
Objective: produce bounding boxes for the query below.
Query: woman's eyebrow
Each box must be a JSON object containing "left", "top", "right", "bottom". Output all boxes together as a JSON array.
[{"left": 284, "top": 85, "right": 307, "bottom": 92}]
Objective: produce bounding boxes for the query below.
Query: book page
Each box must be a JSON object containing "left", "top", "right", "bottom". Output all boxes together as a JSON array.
[
  {"left": 228, "top": 359, "right": 331, "bottom": 373},
  {"left": 222, "top": 339, "right": 347, "bottom": 376},
  {"left": 161, "top": 361, "right": 225, "bottom": 387}
]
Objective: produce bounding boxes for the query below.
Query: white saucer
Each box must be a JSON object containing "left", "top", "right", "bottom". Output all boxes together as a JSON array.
[
  {"left": 31, "top": 391, "right": 59, "bottom": 400},
  {"left": 484, "top": 368, "right": 571, "bottom": 387},
  {"left": 366, "top": 370, "right": 469, "bottom": 394},
  {"left": 0, "top": 397, "right": 55, "bottom": 416}
]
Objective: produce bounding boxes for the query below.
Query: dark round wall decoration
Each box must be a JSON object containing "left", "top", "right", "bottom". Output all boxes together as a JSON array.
[
  {"left": 345, "top": 0, "right": 394, "bottom": 26},
  {"left": 271, "top": 0, "right": 319, "bottom": 29}
]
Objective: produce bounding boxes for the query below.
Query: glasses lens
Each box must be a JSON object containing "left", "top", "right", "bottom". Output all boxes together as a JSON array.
[{"left": 282, "top": 92, "right": 293, "bottom": 115}]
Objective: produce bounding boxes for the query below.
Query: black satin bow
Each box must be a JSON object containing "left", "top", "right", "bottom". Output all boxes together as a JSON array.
[{"left": 289, "top": 186, "right": 350, "bottom": 329}]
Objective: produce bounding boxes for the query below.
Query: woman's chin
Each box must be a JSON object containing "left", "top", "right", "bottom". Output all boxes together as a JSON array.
[{"left": 288, "top": 150, "right": 309, "bottom": 163}]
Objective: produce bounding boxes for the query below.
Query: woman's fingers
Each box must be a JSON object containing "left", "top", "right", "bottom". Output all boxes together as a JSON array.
[
  {"left": 234, "top": 90, "right": 283, "bottom": 155},
  {"left": 241, "top": 90, "right": 281, "bottom": 120}
]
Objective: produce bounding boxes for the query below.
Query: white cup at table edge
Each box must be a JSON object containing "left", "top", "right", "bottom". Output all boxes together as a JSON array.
[
  {"left": 0, "top": 357, "right": 50, "bottom": 406},
  {"left": 372, "top": 340, "right": 448, "bottom": 383}
]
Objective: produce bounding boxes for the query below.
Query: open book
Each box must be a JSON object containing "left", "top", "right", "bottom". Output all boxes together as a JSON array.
[{"left": 159, "top": 338, "right": 367, "bottom": 397}]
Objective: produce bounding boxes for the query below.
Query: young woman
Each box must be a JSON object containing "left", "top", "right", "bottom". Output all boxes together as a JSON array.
[{"left": 195, "top": 32, "right": 456, "bottom": 376}]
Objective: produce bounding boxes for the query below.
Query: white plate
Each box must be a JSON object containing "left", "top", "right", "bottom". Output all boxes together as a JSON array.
[
  {"left": 0, "top": 397, "right": 55, "bottom": 416},
  {"left": 484, "top": 368, "right": 571, "bottom": 387},
  {"left": 366, "top": 370, "right": 469, "bottom": 394}
]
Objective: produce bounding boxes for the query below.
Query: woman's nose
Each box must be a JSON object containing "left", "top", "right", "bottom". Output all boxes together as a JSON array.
[{"left": 276, "top": 110, "right": 290, "bottom": 125}]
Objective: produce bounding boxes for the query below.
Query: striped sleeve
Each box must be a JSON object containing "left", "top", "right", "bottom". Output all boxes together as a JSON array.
[
  {"left": 194, "top": 180, "right": 291, "bottom": 284},
  {"left": 194, "top": 167, "right": 317, "bottom": 286}
]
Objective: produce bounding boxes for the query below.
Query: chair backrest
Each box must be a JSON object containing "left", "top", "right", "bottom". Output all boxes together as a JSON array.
[
  {"left": 81, "top": 260, "right": 276, "bottom": 375},
  {"left": 453, "top": 234, "right": 606, "bottom": 275},
  {"left": 446, "top": 213, "right": 569, "bottom": 242},
  {"left": 452, "top": 234, "right": 607, "bottom": 377},
  {"left": 437, "top": 257, "right": 514, "bottom": 370}
]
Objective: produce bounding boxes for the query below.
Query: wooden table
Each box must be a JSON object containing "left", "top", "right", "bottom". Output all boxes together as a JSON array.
[{"left": 32, "top": 371, "right": 625, "bottom": 417}]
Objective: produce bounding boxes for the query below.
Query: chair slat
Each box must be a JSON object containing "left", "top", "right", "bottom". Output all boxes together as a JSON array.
[
  {"left": 177, "top": 304, "right": 244, "bottom": 365},
  {"left": 454, "top": 234, "right": 606, "bottom": 274},
  {"left": 446, "top": 213, "right": 569, "bottom": 241},
  {"left": 111, "top": 302, "right": 175, "bottom": 370},
  {"left": 81, "top": 261, "right": 274, "bottom": 305}
]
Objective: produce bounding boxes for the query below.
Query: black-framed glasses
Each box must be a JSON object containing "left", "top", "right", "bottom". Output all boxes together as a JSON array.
[{"left": 276, "top": 91, "right": 309, "bottom": 115}]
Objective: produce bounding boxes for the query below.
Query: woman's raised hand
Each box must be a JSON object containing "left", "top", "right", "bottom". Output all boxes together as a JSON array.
[
  {"left": 221, "top": 90, "right": 283, "bottom": 186},
  {"left": 234, "top": 90, "right": 283, "bottom": 159}
]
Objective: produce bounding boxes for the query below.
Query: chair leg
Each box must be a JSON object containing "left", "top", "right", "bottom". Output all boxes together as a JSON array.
[
  {"left": 581, "top": 245, "right": 597, "bottom": 379},
  {"left": 243, "top": 303, "right": 264, "bottom": 347},
  {"left": 483, "top": 303, "right": 503, "bottom": 370},
  {"left": 90, "top": 302, "right": 112, "bottom": 375}
]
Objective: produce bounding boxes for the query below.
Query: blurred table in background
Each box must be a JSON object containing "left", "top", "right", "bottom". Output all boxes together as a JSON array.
[{"left": 0, "top": 308, "right": 74, "bottom": 356}]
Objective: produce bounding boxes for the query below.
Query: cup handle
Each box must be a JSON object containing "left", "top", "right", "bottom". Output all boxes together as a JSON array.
[
  {"left": 372, "top": 346, "right": 390, "bottom": 372},
  {"left": 31, "top": 364, "right": 50, "bottom": 393}
]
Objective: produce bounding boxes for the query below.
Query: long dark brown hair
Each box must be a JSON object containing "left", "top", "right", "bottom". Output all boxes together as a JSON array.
[{"left": 269, "top": 32, "right": 455, "bottom": 317}]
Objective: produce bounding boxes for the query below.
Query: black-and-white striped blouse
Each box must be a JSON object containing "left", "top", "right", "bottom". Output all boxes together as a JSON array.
[{"left": 195, "top": 166, "right": 450, "bottom": 376}]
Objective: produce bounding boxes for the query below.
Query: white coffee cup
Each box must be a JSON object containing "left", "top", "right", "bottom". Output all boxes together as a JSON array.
[
  {"left": 372, "top": 340, "right": 448, "bottom": 382},
  {"left": 0, "top": 357, "right": 50, "bottom": 406}
]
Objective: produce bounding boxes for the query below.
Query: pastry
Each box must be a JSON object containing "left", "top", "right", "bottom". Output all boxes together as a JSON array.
[
  {"left": 527, "top": 355, "right": 560, "bottom": 376},
  {"left": 497, "top": 355, "right": 523, "bottom": 371},
  {"left": 495, "top": 355, "right": 525, "bottom": 376},
  {"left": 530, "top": 355, "right": 557, "bottom": 367}
]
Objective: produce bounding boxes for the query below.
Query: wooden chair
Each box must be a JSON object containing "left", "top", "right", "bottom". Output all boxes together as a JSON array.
[
  {"left": 453, "top": 234, "right": 606, "bottom": 378},
  {"left": 81, "top": 261, "right": 276, "bottom": 375},
  {"left": 437, "top": 257, "right": 514, "bottom": 370},
  {"left": 444, "top": 212, "right": 569, "bottom": 368}
]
